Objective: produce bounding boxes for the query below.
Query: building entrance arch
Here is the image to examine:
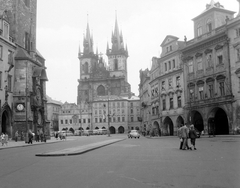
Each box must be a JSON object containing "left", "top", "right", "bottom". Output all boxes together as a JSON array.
[
  {"left": 153, "top": 121, "right": 161, "bottom": 136},
  {"left": 176, "top": 116, "right": 184, "bottom": 127},
  {"left": 208, "top": 107, "right": 229, "bottom": 135},
  {"left": 118, "top": 126, "right": 124, "bottom": 134},
  {"left": 163, "top": 117, "right": 174, "bottom": 136},
  {"left": 109, "top": 126, "right": 116, "bottom": 134},
  {"left": 1, "top": 107, "right": 12, "bottom": 138},
  {"left": 190, "top": 110, "right": 204, "bottom": 132}
]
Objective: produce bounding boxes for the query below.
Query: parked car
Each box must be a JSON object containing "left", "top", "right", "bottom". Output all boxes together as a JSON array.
[{"left": 128, "top": 130, "right": 140, "bottom": 139}]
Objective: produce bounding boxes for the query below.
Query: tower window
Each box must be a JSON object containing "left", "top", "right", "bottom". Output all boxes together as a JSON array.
[
  {"left": 97, "top": 85, "right": 106, "bottom": 96},
  {"left": 114, "top": 59, "right": 118, "bottom": 70}
]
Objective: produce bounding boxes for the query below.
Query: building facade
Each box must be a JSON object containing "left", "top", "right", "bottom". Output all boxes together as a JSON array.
[
  {"left": 159, "top": 35, "right": 185, "bottom": 136},
  {"left": 181, "top": 0, "right": 235, "bottom": 134},
  {"left": 149, "top": 57, "right": 161, "bottom": 135},
  {"left": 0, "top": 10, "right": 16, "bottom": 137},
  {"left": 0, "top": 0, "right": 48, "bottom": 138},
  {"left": 139, "top": 69, "right": 151, "bottom": 133},
  {"left": 227, "top": 2, "right": 240, "bottom": 133},
  {"left": 46, "top": 96, "right": 62, "bottom": 134}
]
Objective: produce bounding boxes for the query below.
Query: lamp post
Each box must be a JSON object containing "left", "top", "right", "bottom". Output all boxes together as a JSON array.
[{"left": 107, "top": 85, "right": 110, "bottom": 137}]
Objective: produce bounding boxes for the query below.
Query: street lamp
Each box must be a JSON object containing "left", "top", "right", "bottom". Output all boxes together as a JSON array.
[{"left": 107, "top": 85, "right": 110, "bottom": 137}]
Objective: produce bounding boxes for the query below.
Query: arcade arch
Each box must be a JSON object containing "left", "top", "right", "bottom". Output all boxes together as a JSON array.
[{"left": 163, "top": 117, "right": 174, "bottom": 136}]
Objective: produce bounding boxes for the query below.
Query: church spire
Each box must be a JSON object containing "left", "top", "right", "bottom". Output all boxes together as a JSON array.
[{"left": 83, "top": 14, "right": 93, "bottom": 54}]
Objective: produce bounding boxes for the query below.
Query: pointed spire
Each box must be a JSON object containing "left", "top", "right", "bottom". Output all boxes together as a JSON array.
[
  {"left": 106, "top": 42, "right": 109, "bottom": 55},
  {"left": 78, "top": 44, "right": 81, "bottom": 58},
  {"left": 83, "top": 14, "right": 94, "bottom": 54}
]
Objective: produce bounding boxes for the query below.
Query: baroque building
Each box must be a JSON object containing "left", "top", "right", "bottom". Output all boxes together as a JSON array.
[
  {"left": 76, "top": 16, "right": 140, "bottom": 134},
  {"left": 0, "top": 0, "right": 48, "bottom": 139},
  {"left": 159, "top": 35, "right": 185, "bottom": 136},
  {"left": 139, "top": 68, "right": 151, "bottom": 133},
  {"left": 181, "top": 0, "right": 235, "bottom": 134},
  {"left": 227, "top": 1, "right": 240, "bottom": 133}
]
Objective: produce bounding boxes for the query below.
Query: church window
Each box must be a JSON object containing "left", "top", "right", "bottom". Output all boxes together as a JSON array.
[
  {"left": 97, "top": 85, "right": 106, "bottom": 96},
  {"left": 84, "top": 62, "right": 89, "bottom": 73},
  {"left": 114, "top": 59, "right": 118, "bottom": 70}
]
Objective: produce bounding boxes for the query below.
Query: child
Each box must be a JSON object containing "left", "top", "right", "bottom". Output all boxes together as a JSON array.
[{"left": 189, "top": 125, "right": 197, "bottom": 150}]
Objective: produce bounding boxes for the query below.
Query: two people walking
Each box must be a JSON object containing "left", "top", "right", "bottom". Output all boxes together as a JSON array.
[{"left": 178, "top": 124, "right": 197, "bottom": 150}]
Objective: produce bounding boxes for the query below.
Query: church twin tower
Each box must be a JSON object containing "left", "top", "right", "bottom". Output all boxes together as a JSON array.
[{"left": 77, "top": 16, "right": 130, "bottom": 104}]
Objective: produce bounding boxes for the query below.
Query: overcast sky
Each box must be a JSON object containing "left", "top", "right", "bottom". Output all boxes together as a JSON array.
[{"left": 36, "top": 0, "right": 238, "bottom": 103}]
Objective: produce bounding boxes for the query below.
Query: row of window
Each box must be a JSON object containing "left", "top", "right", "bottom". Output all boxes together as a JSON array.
[
  {"left": 188, "top": 49, "right": 223, "bottom": 73},
  {"left": 188, "top": 80, "right": 226, "bottom": 100},
  {"left": 164, "top": 59, "right": 176, "bottom": 72},
  {"left": 60, "top": 116, "right": 135, "bottom": 124}
]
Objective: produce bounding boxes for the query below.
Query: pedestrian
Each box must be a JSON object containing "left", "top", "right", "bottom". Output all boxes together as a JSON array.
[
  {"left": 15, "top": 130, "right": 19, "bottom": 142},
  {"left": 177, "top": 125, "right": 183, "bottom": 149},
  {"left": 181, "top": 124, "right": 190, "bottom": 150},
  {"left": 28, "top": 130, "right": 33, "bottom": 144},
  {"left": 1, "top": 133, "right": 5, "bottom": 146},
  {"left": 189, "top": 125, "right": 197, "bottom": 150}
]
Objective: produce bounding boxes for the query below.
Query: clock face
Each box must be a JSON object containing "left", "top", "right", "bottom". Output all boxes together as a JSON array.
[{"left": 17, "top": 104, "right": 24, "bottom": 111}]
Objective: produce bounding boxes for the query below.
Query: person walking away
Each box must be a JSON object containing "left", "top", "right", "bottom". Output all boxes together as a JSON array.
[
  {"left": 28, "top": 130, "right": 33, "bottom": 144},
  {"left": 189, "top": 125, "right": 197, "bottom": 150},
  {"left": 181, "top": 124, "right": 189, "bottom": 150},
  {"left": 15, "top": 131, "right": 18, "bottom": 142},
  {"left": 177, "top": 125, "right": 183, "bottom": 149}
]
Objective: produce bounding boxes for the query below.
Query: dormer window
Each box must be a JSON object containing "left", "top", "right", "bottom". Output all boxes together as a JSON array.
[
  {"left": 197, "top": 25, "right": 202, "bottom": 36},
  {"left": 207, "top": 19, "right": 212, "bottom": 32}
]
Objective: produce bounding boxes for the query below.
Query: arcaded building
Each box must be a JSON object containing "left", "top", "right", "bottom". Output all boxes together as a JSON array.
[{"left": 181, "top": 0, "right": 236, "bottom": 134}]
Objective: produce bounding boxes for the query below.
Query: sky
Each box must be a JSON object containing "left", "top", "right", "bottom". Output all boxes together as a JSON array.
[{"left": 36, "top": 0, "right": 239, "bottom": 103}]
